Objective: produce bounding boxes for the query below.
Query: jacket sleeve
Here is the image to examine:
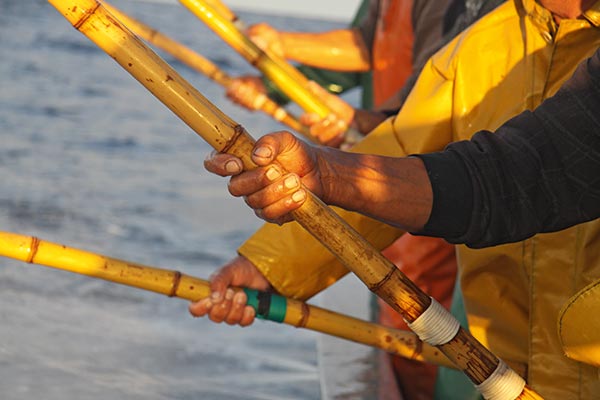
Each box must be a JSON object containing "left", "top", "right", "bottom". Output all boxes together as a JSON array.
[
  {"left": 238, "top": 51, "right": 458, "bottom": 300},
  {"left": 418, "top": 48, "right": 600, "bottom": 248}
]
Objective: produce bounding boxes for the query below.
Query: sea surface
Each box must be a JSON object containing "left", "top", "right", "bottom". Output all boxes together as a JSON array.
[{"left": 0, "top": 1, "right": 359, "bottom": 398}]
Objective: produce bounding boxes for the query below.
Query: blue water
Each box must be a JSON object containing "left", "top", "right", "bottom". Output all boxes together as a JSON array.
[{"left": 0, "top": 1, "right": 354, "bottom": 398}]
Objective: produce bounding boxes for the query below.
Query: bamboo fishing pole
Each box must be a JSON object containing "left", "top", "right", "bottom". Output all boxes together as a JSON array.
[
  {"left": 203, "top": 0, "right": 240, "bottom": 27},
  {"left": 47, "top": 1, "right": 541, "bottom": 398},
  {"left": 0, "top": 231, "right": 452, "bottom": 368},
  {"left": 177, "top": 0, "right": 364, "bottom": 147},
  {"left": 101, "top": 1, "right": 312, "bottom": 139}
]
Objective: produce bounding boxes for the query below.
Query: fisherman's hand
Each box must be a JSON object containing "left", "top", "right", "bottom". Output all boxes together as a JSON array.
[
  {"left": 300, "top": 81, "right": 357, "bottom": 148},
  {"left": 247, "top": 23, "right": 284, "bottom": 58},
  {"left": 204, "top": 131, "right": 325, "bottom": 224},
  {"left": 188, "top": 255, "right": 271, "bottom": 327},
  {"left": 226, "top": 75, "right": 268, "bottom": 111},
  {"left": 301, "top": 113, "right": 350, "bottom": 148}
]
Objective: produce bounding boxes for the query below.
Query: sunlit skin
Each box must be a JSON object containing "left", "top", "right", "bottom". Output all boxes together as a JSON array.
[
  {"left": 247, "top": 23, "right": 371, "bottom": 72},
  {"left": 224, "top": 77, "right": 356, "bottom": 146},
  {"left": 226, "top": 76, "right": 389, "bottom": 146},
  {"left": 539, "top": 0, "right": 596, "bottom": 22},
  {"left": 298, "top": 82, "right": 389, "bottom": 145},
  {"left": 189, "top": 255, "right": 271, "bottom": 326},
  {"left": 204, "top": 131, "right": 433, "bottom": 227},
  {"left": 189, "top": 131, "right": 433, "bottom": 323},
  {"left": 190, "top": 0, "right": 594, "bottom": 326},
  {"left": 225, "top": 76, "right": 266, "bottom": 110},
  {"left": 225, "top": 23, "right": 386, "bottom": 145}
]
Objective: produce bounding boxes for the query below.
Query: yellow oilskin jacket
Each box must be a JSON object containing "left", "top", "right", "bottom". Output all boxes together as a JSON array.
[{"left": 238, "top": 0, "right": 600, "bottom": 398}]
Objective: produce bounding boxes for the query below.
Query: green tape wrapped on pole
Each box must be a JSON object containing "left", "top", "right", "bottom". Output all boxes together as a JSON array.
[{"left": 243, "top": 288, "right": 287, "bottom": 323}]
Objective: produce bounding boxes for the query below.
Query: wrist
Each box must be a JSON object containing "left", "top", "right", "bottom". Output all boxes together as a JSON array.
[
  {"left": 316, "top": 147, "right": 365, "bottom": 209},
  {"left": 313, "top": 152, "right": 433, "bottom": 231},
  {"left": 314, "top": 146, "right": 342, "bottom": 205}
]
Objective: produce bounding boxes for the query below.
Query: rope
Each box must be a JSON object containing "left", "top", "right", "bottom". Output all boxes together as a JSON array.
[
  {"left": 476, "top": 359, "right": 526, "bottom": 400},
  {"left": 406, "top": 297, "right": 460, "bottom": 346}
]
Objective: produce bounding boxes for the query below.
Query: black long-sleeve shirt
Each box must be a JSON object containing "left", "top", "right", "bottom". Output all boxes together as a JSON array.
[{"left": 418, "top": 47, "right": 600, "bottom": 248}]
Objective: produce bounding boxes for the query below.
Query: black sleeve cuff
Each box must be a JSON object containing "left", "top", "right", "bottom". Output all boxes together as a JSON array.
[{"left": 413, "top": 151, "right": 474, "bottom": 239}]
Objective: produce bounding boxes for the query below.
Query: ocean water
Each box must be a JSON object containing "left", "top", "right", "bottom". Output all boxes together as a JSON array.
[{"left": 0, "top": 1, "right": 356, "bottom": 398}]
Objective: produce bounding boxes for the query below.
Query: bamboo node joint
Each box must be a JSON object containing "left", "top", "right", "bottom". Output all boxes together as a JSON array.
[
  {"left": 169, "top": 271, "right": 182, "bottom": 297},
  {"left": 221, "top": 124, "right": 245, "bottom": 154},
  {"left": 368, "top": 266, "right": 396, "bottom": 294},
  {"left": 295, "top": 302, "right": 310, "bottom": 328},
  {"left": 73, "top": 2, "right": 101, "bottom": 30},
  {"left": 26, "top": 236, "right": 41, "bottom": 264}
]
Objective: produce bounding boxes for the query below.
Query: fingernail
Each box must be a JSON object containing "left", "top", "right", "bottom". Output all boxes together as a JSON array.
[
  {"left": 225, "top": 160, "right": 241, "bottom": 174},
  {"left": 253, "top": 146, "right": 272, "bottom": 159},
  {"left": 211, "top": 291, "right": 222, "bottom": 302},
  {"left": 284, "top": 175, "right": 298, "bottom": 189},
  {"left": 292, "top": 189, "right": 306, "bottom": 203},
  {"left": 235, "top": 292, "right": 246, "bottom": 305},
  {"left": 266, "top": 167, "right": 281, "bottom": 181},
  {"left": 225, "top": 288, "right": 234, "bottom": 300}
]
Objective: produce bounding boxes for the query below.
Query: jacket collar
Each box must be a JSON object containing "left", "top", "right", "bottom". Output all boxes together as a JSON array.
[
  {"left": 583, "top": 1, "right": 600, "bottom": 27},
  {"left": 520, "top": 0, "right": 600, "bottom": 30}
]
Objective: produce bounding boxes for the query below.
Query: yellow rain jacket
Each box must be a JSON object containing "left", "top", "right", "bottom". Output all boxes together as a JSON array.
[{"left": 238, "top": 0, "right": 600, "bottom": 397}]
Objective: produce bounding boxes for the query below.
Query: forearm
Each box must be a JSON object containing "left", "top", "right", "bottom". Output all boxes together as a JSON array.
[
  {"left": 317, "top": 148, "right": 433, "bottom": 231},
  {"left": 280, "top": 28, "right": 371, "bottom": 72}
]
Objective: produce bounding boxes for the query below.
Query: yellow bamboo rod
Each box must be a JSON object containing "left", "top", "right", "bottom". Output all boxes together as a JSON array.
[
  {"left": 101, "top": 1, "right": 312, "bottom": 138},
  {"left": 203, "top": 0, "right": 240, "bottom": 27},
  {"left": 177, "top": 0, "right": 363, "bottom": 146},
  {"left": 0, "top": 231, "right": 452, "bottom": 368},
  {"left": 47, "top": 1, "right": 541, "bottom": 398}
]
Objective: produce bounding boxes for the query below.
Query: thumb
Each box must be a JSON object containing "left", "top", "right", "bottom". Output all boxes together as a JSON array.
[{"left": 251, "top": 131, "right": 299, "bottom": 166}]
